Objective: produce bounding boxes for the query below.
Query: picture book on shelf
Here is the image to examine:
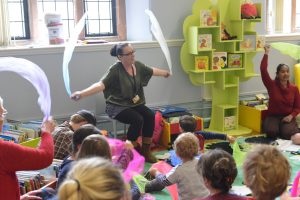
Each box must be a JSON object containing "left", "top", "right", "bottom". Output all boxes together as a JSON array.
[
  {"left": 198, "top": 34, "right": 212, "bottom": 50},
  {"left": 256, "top": 35, "right": 265, "bottom": 50},
  {"left": 228, "top": 53, "right": 243, "bottom": 68},
  {"left": 195, "top": 56, "right": 209, "bottom": 71},
  {"left": 200, "top": 9, "right": 217, "bottom": 27},
  {"left": 224, "top": 116, "right": 235, "bottom": 130},
  {"left": 212, "top": 52, "right": 227, "bottom": 70},
  {"left": 240, "top": 35, "right": 256, "bottom": 51}
]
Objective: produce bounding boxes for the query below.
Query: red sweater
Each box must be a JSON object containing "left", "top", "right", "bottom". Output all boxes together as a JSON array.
[
  {"left": 0, "top": 132, "right": 53, "bottom": 200},
  {"left": 260, "top": 54, "right": 300, "bottom": 117}
]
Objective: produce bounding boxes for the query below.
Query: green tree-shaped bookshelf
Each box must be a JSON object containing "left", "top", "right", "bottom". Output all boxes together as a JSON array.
[{"left": 180, "top": 0, "right": 262, "bottom": 135}]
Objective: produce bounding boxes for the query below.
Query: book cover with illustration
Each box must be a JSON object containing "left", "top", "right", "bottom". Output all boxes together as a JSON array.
[
  {"left": 240, "top": 35, "right": 256, "bottom": 51},
  {"left": 200, "top": 9, "right": 217, "bottom": 27},
  {"left": 195, "top": 56, "right": 209, "bottom": 71},
  {"left": 212, "top": 52, "right": 227, "bottom": 70},
  {"left": 198, "top": 34, "right": 212, "bottom": 50},
  {"left": 228, "top": 53, "right": 243, "bottom": 68},
  {"left": 256, "top": 35, "right": 265, "bottom": 51}
]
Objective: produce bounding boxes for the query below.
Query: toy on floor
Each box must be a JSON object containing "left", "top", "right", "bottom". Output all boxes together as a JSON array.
[
  {"left": 109, "top": 138, "right": 145, "bottom": 183},
  {"left": 133, "top": 161, "right": 178, "bottom": 200}
]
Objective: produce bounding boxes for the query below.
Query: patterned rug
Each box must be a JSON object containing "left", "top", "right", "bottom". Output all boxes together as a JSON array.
[{"left": 205, "top": 135, "right": 277, "bottom": 154}]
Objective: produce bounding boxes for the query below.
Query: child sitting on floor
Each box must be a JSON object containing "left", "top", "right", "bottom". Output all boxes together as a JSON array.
[
  {"left": 195, "top": 149, "right": 248, "bottom": 200},
  {"left": 145, "top": 132, "right": 210, "bottom": 199},
  {"left": 77, "top": 134, "right": 133, "bottom": 171},
  {"left": 58, "top": 157, "right": 131, "bottom": 200},
  {"left": 168, "top": 115, "right": 235, "bottom": 166},
  {"left": 179, "top": 115, "right": 235, "bottom": 143},
  {"left": 243, "top": 144, "right": 291, "bottom": 200}
]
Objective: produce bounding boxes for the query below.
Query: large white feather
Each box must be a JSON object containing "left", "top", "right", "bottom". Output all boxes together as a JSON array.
[
  {"left": 63, "top": 12, "right": 88, "bottom": 96},
  {"left": 145, "top": 9, "right": 172, "bottom": 75}
]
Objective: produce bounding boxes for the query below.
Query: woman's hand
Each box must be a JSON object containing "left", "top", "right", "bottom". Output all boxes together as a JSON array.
[
  {"left": 70, "top": 91, "right": 82, "bottom": 101},
  {"left": 264, "top": 44, "right": 270, "bottom": 55},
  {"left": 0, "top": 105, "right": 7, "bottom": 118},
  {"left": 152, "top": 67, "right": 171, "bottom": 78},
  {"left": 41, "top": 117, "right": 56, "bottom": 133},
  {"left": 282, "top": 114, "right": 293, "bottom": 123},
  {"left": 164, "top": 71, "right": 171, "bottom": 78}
]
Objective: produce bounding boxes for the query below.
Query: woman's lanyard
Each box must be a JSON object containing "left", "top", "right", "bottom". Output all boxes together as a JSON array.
[
  {"left": 125, "top": 65, "right": 137, "bottom": 94},
  {"left": 132, "top": 66, "right": 137, "bottom": 94}
]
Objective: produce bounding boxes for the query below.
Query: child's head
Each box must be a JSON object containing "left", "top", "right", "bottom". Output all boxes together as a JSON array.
[
  {"left": 69, "top": 110, "right": 97, "bottom": 131},
  {"left": 77, "top": 134, "right": 112, "bottom": 161},
  {"left": 174, "top": 132, "right": 199, "bottom": 160},
  {"left": 72, "top": 124, "right": 101, "bottom": 155},
  {"left": 179, "top": 115, "right": 196, "bottom": 132},
  {"left": 243, "top": 144, "right": 291, "bottom": 200},
  {"left": 197, "top": 149, "right": 237, "bottom": 193},
  {"left": 58, "top": 157, "right": 130, "bottom": 200}
]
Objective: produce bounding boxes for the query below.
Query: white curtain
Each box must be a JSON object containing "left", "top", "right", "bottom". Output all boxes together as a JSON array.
[
  {"left": 0, "top": 0, "right": 11, "bottom": 46},
  {"left": 274, "top": 0, "right": 284, "bottom": 33}
]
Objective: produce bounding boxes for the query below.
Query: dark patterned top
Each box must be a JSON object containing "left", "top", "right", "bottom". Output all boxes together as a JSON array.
[{"left": 52, "top": 121, "right": 73, "bottom": 160}]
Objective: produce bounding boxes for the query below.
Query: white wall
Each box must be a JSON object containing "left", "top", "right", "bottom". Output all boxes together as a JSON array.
[
  {"left": 0, "top": 42, "right": 202, "bottom": 121},
  {"left": 0, "top": 0, "right": 298, "bottom": 121}
]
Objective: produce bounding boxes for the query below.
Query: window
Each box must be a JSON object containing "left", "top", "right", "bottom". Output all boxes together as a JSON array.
[
  {"left": 267, "top": 0, "right": 300, "bottom": 34},
  {"left": 7, "top": 0, "right": 126, "bottom": 42},
  {"left": 7, "top": 0, "right": 30, "bottom": 39},
  {"left": 84, "top": 0, "right": 117, "bottom": 37},
  {"left": 292, "top": 0, "right": 300, "bottom": 32},
  {"left": 37, "top": 0, "right": 75, "bottom": 37}
]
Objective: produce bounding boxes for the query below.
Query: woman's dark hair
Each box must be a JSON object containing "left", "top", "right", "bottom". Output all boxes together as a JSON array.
[
  {"left": 197, "top": 149, "right": 237, "bottom": 193},
  {"left": 110, "top": 43, "right": 129, "bottom": 57},
  {"left": 276, "top": 63, "right": 289, "bottom": 75}
]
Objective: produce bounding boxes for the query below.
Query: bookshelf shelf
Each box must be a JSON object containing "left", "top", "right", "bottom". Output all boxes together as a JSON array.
[{"left": 180, "top": 0, "right": 262, "bottom": 135}]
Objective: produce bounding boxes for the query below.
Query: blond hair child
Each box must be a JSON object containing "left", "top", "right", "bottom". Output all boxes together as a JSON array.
[
  {"left": 58, "top": 157, "right": 130, "bottom": 200},
  {"left": 145, "top": 132, "right": 209, "bottom": 199}
]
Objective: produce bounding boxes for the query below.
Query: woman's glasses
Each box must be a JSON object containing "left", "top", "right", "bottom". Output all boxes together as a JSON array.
[{"left": 121, "top": 50, "right": 135, "bottom": 56}]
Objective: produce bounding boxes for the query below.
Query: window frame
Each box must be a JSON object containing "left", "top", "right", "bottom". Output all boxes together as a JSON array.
[
  {"left": 11, "top": 0, "right": 126, "bottom": 43},
  {"left": 8, "top": 0, "right": 31, "bottom": 40},
  {"left": 267, "top": 0, "right": 300, "bottom": 34},
  {"left": 291, "top": 0, "right": 300, "bottom": 32}
]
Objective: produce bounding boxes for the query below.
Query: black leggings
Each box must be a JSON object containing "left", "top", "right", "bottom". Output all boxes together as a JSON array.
[{"left": 114, "top": 104, "right": 155, "bottom": 141}]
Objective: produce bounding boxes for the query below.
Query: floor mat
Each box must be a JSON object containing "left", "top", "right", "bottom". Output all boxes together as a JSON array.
[
  {"left": 205, "top": 135, "right": 276, "bottom": 154},
  {"left": 244, "top": 135, "right": 276, "bottom": 144},
  {"left": 205, "top": 141, "right": 233, "bottom": 154}
]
